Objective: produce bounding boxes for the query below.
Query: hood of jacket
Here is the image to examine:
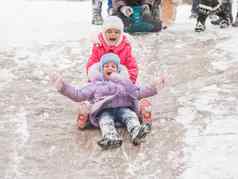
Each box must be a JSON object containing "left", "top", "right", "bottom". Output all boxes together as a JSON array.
[{"left": 97, "top": 32, "right": 130, "bottom": 54}]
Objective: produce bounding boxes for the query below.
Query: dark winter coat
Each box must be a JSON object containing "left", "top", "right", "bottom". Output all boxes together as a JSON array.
[{"left": 112, "top": 0, "right": 155, "bottom": 12}]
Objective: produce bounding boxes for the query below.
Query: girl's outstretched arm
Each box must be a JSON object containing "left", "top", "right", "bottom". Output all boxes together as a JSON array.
[
  {"left": 137, "top": 76, "right": 165, "bottom": 99},
  {"left": 50, "top": 73, "right": 95, "bottom": 102}
]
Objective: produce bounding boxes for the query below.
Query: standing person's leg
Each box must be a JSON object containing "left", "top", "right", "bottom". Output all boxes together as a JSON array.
[
  {"left": 107, "top": 0, "right": 113, "bottom": 15},
  {"left": 161, "top": 0, "right": 180, "bottom": 28},
  {"left": 118, "top": 108, "right": 149, "bottom": 145},
  {"left": 190, "top": 0, "right": 199, "bottom": 18},
  {"left": 92, "top": 0, "right": 103, "bottom": 25},
  {"left": 232, "top": 12, "right": 238, "bottom": 26},
  {"left": 226, "top": 0, "right": 233, "bottom": 22},
  {"left": 195, "top": 13, "right": 208, "bottom": 32},
  {"left": 160, "top": 0, "right": 175, "bottom": 27},
  {"left": 209, "top": 0, "right": 231, "bottom": 27},
  {"left": 195, "top": 0, "right": 213, "bottom": 32},
  {"left": 97, "top": 109, "right": 122, "bottom": 149},
  {"left": 171, "top": 0, "right": 179, "bottom": 22},
  {"left": 210, "top": 0, "right": 232, "bottom": 25},
  {"left": 232, "top": 0, "right": 238, "bottom": 26},
  {"left": 151, "top": 0, "right": 161, "bottom": 22},
  {"left": 150, "top": 0, "right": 163, "bottom": 31},
  {"left": 214, "top": 2, "right": 231, "bottom": 28}
]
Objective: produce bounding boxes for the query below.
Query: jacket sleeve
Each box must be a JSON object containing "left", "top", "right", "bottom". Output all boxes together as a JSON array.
[
  {"left": 112, "top": 0, "right": 127, "bottom": 11},
  {"left": 137, "top": 85, "right": 157, "bottom": 99},
  {"left": 109, "top": 74, "right": 157, "bottom": 99},
  {"left": 142, "top": 0, "right": 154, "bottom": 7},
  {"left": 125, "top": 46, "right": 138, "bottom": 83},
  {"left": 59, "top": 82, "right": 95, "bottom": 102},
  {"left": 86, "top": 44, "right": 100, "bottom": 73}
]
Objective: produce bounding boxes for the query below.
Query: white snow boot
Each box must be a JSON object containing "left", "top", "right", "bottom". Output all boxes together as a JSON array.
[{"left": 97, "top": 137, "right": 122, "bottom": 149}]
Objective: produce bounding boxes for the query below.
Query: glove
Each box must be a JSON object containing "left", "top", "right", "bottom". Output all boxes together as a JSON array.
[
  {"left": 49, "top": 73, "right": 64, "bottom": 91},
  {"left": 142, "top": 4, "right": 151, "bottom": 16},
  {"left": 152, "top": 75, "right": 166, "bottom": 91},
  {"left": 120, "top": 6, "right": 133, "bottom": 17}
]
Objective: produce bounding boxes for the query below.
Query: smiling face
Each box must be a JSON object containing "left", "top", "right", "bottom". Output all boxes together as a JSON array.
[
  {"left": 104, "top": 28, "right": 121, "bottom": 45},
  {"left": 103, "top": 61, "right": 118, "bottom": 80}
]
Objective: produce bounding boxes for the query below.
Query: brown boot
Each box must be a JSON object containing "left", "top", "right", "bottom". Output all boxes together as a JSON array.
[
  {"left": 76, "top": 114, "right": 89, "bottom": 129},
  {"left": 139, "top": 99, "right": 152, "bottom": 124},
  {"left": 76, "top": 102, "right": 91, "bottom": 129}
]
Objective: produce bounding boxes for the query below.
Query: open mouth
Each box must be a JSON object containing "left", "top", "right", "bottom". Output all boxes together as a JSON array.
[
  {"left": 109, "top": 38, "right": 117, "bottom": 42},
  {"left": 107, "top": 72, "right": 112, "bottom": 75}
]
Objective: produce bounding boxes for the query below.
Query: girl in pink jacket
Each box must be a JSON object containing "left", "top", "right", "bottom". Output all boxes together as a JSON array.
[{"left": 87, "top": 16, "right": 138, "bottom": 83}]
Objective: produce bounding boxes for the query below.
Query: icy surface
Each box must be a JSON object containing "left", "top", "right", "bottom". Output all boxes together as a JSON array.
[{"left": 0, "top": 1, "right": 238, "bottom": 179}]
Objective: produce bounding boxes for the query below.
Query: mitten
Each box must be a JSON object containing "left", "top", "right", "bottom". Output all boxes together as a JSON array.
[
  {"left": 142, "top": 4, "right": 151, "bottom": 16},
  {"left": 49, "top": 73, "right": 64, "bottom": 91},
  {"left": 120, "top": 6, "right": 133, "bottom": 17}
]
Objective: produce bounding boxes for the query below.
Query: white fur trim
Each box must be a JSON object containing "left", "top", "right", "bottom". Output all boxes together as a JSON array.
[
  {"left": 102, "top": 32, "right": 123, "bottom": 46},
  {"left": 88, "top": 63, "right": 101, "bottom": 81},
  {"left": 87, "top": 63, "right": 129, "bottom": 81}
]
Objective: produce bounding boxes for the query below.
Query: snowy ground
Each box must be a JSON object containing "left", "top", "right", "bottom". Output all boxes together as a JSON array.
[{"left": 1, "top": 1, "right": 238, "bottom": 179}]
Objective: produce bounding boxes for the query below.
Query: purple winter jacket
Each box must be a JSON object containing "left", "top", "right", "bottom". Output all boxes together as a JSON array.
[{"left": 60, "top": 73, "right": 157, "bottom": 127}]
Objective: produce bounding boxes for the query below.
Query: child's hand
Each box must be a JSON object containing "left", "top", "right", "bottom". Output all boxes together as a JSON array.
[
  {"left": 153, "top": 75, "right": 166, "bottom": 91},
  {"left": 120, "top": 6, "right": 133, "bottom": 17},
  {"left": 49, "top": 73, "right": 64, "bottom": 91}
]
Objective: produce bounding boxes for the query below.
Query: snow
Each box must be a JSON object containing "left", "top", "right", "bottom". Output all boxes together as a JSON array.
[
  {"left": 1, "top": 1, "right": 238, "bottom": 179},
  {"left": 0, "top": 0, "right": 99, "bottom": 47}
]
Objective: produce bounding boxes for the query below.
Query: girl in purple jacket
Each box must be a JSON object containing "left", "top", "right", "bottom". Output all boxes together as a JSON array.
[{"left": 50, "top": 53, "right": 164, "bottom": 149}]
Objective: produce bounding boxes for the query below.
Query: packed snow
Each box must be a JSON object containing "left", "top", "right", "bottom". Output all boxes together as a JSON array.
[{"left": 0, "top": 1, "right": 238, "bottom": 179}]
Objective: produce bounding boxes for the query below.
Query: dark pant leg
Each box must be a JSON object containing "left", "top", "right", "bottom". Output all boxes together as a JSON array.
[
  {"left": 197, "top": 0, "right": 219, "bottom": 24},
  {"left": 192, "top": 0, "right": 199, "bottom": 14},
  {"left": 213, "top": 1, "right": 231, "bottom": 24}
]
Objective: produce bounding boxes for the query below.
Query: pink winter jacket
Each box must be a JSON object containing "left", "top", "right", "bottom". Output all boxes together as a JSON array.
[{"left": 86, "top": 33, "right": 138, "bottom": 83}]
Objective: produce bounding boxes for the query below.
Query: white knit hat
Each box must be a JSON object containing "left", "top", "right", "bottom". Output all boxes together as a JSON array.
[{"left": 102, "top": 16, "right": 124, "bottom": 33}]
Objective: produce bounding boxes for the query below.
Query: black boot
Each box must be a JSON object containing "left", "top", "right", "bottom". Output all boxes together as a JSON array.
[
  {"left": 97, "top": 137, "right": 122, "bottom": 149},
  {"left": 195, "top": 21, "right": 206, "bottom": 32},
  {"left": 214, "top": 3, "right": 231, "bottom": 28},
  {"left": 130, "top": 125, "right": 149, "bottom": 145},
  {"left": 219, "top": 19, "right": 229, "bottom": 28},
  {"left": 195, "top": 9, "right": 208, "bottom": 32},
  {"left": 211, "top": 17, "right": 222, "bottom": 25}
]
